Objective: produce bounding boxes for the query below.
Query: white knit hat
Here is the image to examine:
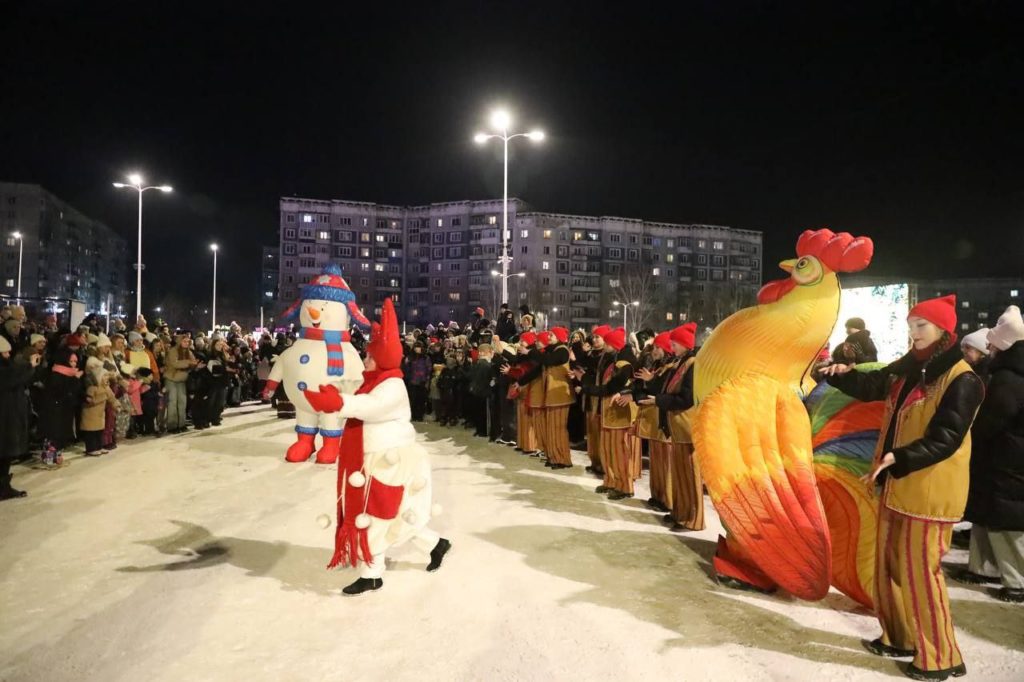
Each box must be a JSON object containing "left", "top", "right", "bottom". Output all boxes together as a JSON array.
[
  {"left": 96, "top": 333, "right": 112, "bottom": 348},
  {"left": 0, "top": 336, "right": 10, "bottom": 353},
  {"left": 987, "top": 305, "right": 1024, "bottom": 351},
  {"left": 961, "top": 328, "right": 990, "bottom": 356},
  {"left": 30, "top": 333, "right": 46, "bottom": 347}
]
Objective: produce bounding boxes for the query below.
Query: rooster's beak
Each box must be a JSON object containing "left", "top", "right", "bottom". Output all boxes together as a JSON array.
[{"left": 779, "top": 259, "right": 797, "bottom": 273}]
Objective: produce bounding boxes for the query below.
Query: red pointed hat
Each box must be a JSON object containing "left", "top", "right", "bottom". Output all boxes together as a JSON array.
[
  {"left": 604, "top": 327, "right": 626, "bottom": 351},
  {"left": 551, "top": 326, "right": 569, "bottom": 344},
  {"left": 537, "top": 330, "right": 554, "bottom": 346},
  {"left": 366, "top": 298, "right": 403, "bottom": 370},
  {"left": 520, "top": 331, "right": 537, "bottom": 346},
  {"left": 670, "top": 322, "right": 697, "bottom": 350},
  {"left": 592, "top": 324, "right": 612, "bottom": 339},
  {"left": 653, "top": 331, "right": 673, "bottom": 354},
  {"left": 909, "top": 294, "right": 957, "bottom": 334}
]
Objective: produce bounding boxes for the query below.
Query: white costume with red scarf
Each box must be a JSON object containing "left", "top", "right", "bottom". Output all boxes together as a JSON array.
[{"left": 305, "top": 298, "right": 441, "bottom": 581}]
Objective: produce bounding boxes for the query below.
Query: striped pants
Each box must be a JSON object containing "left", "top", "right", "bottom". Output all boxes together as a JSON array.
[
  {"left": 585, "top": 412, "right": 602, "bottom": 470},
  {"left": 602, "top": 427, "right": 640, "bottom": 494},
  {"left": 875, "top": 506, "right": 963, "bottom": 673},
  {"left": 667, "top": 442, "right": 705, "bottom": 530},
  {"left": 648, "top": 440, "right": 674, "bottom": 509},
  {"left": 540, "top": 406, "right": 571, "bottom": 465},
  {"left": 517, "top": 401, "right": 539, "bottom": 453}
]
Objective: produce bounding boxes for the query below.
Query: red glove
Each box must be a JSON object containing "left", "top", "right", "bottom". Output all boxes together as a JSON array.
[
  {"left": 304, "top": 384, "right": 343, "bottom": 413},
  {"left": 261, "top": 380, "right": 280, "bottom": 401}
]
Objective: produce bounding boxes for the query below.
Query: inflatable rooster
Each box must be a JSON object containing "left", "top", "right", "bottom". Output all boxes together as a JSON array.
[
  {"left": 304, "top": 298, "right": 451, "bottom": 596},
  {"left": 692, "top": 228, "right": 878, "bottom": 604},
  {"left": 263, "top": 264, "right": 368, "bottom": 464}
]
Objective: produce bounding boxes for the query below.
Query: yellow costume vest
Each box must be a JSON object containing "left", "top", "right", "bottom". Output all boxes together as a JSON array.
[
  {"left": 635, "top": 361, "right": 675, "bottom": 442},
  {"left": 600, "top": 359, "right": 636, "bottom": 429},
  {"left": 543, "top": 349, "right": 574, "bottom": 408},
  {"left": 877, "top": 359, "right": 977, "bottom": 521}
]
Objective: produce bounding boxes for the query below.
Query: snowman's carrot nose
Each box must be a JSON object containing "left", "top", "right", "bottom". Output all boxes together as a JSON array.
[{"left": 307, "top": 307, "right": 321, "bottom": 321}]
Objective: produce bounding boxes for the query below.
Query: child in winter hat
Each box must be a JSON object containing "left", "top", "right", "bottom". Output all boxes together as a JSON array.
[{"left": 987, "top": 305, "right": 1024, "bottom": 352}]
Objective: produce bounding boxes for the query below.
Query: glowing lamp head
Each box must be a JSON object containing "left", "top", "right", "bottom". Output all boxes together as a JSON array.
[
  {"left": 159, "top": 185, "right": 173, "bottom": 192},
  {"left": 490, "top": 270, "right": 500, "bottom": 277},
  {"left": 528, "top": 130, "right": 545, "bottom": 141},
  {"left": 491, "top": 110, "right": 511, "bottom": 130},
  {"left": 127, "top": 173, "right": 143, "bottom": 186},
  {"left": 12, "top": 231, "right": 21, "bottom": 239},
  {"left": 210, "top": 243, "right": 219, "bottom": 252},
  {"left": 473, "top": 133, "right": 489, "bottom": 144}
]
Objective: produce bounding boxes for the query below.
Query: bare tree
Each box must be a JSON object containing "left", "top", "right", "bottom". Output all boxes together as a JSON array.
[{"left": 613, "top": 263, "right": 663, "bottom": 332}]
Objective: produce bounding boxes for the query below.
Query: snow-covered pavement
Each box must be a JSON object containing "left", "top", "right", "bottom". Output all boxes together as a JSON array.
[{"left": 1, "top": 405, "right": 1021, "bottom": 681}]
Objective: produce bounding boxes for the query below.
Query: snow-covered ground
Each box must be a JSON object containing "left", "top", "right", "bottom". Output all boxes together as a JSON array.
[{"left": 1, "top": 405, "right": 1021, "bottom": 681}]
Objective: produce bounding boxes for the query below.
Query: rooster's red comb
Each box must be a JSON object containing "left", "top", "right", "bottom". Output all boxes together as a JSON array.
[{"left": 796, "top": 228, "right": 873, "bottom": 273}]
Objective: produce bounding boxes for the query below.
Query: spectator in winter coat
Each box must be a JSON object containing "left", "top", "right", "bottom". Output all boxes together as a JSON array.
[
  {"left": 958, "top": 305, "right": 1024, "bottom": 603},
  {"left": 467, "top": 343, "right": 494, "bottom": 437},
  {"left": 164, "top": 335, "right": 197, "bottom": 433},
  {"left": 40, "top": 348, "right": 84, "bottom": 463},
  {"left": 81, "top": 372, "right": 118, "bottom": 456},
  {"left": 960, "top": 327, "right": 992, "bottom": 381},
  {"left": 495, "top": 305, "right": 517, "bottom": 342},
  {"left": 840, "top": 317, "right": 878, "bottom": 363},
  {"left": 437, "top": 356, "right": 460, "bottom": 426},
  {"left": 0, "top": 336, "right": 37, "bottom": 499},
  {"left": 405, "top": 342, "right": 432, "bottom": 421}
]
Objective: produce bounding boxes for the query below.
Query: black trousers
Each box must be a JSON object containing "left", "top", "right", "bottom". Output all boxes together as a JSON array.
[
  {"left": 83, "top": 430, "right": 104, "bottom": 453},
  {"left": 409, "top": 385, "right": 428, "bottom": 421},
  {"left": 469, "top": 394, "right": 489, "bottom": 436}
]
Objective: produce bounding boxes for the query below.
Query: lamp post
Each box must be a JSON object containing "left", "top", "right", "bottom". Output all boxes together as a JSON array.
[
  {"left": 11, "top": 231, "right": 23, "bottom": 303},
  {"left": 210, "top": 243, "right": 219, "bottom": 333},
  {"left": 113, "top": 173, "right": 173, "bottom": 320},
  {"left": 491, "top": 269, "right": 526, "bottom": 302},
  {"left": 475, "top": 111, "right": 544, "bottom": 306},
  {"left": 613, "top": 300, "right": 640, "bottom": 335}
]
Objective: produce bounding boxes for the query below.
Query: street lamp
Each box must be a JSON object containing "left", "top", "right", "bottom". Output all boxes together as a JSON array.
[
  {"left": 613, "top": 300, "right": 640, "bottom": 335},
  {"left": 475, "top": 110, "right": 544, "bottom": 306},
  {"left": 113, "top": 173, "right": 173, "bottom": 320},
  {"left": 11, "top": 231, "right": 23, "bottom": 303},
  {"left": 210, "top": 243, "right": 219, "bottom": 332}
]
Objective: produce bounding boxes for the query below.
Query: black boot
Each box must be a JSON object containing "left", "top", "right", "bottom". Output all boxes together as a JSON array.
[
  {"left": 903, "top": 662, "right": 967, "bottom": 680},
  {"left": 0, "top": 473, "right": 27, "bottom": 501},
  {"left": 862, "top": 638, "right": 915, "bottom": 659},
  {"left": 342, "top": 577, "right": 383, "bottom": 595},
  {"left": 427, "top": 538, "right": 451, "bottom": 572},
  {"left": 991, "top": 587, "right": 1024, "bottom": 603}
]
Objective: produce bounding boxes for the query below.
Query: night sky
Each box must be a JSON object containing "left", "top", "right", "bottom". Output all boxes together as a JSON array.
[{"left": 2, "top": 3, "right": 1022, "bottom": 315}]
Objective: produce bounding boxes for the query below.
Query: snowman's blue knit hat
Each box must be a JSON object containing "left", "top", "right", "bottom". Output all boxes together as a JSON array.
[{"left": 281, "top": 263, "right": 370, "bottom": 331}]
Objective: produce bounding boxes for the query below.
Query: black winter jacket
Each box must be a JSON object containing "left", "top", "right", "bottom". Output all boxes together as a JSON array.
[{"left": 965, "top": 340, "right": 1024, "bottom": 530}]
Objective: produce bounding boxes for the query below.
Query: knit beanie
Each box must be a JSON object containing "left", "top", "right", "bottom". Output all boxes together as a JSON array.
[
  {"left": 30, "top": 333, "right": 46, "bottom": 347},
  {"left": 128, "top": 331, "right": 143, "bottom": 344},
  {"left": 0, "top": 336, "right": 10, "bottom": 353},
  {"left": 961, "top": 328, "right": 990, "bottom": 356},
  {"left": 96, "top": 333, "right": 112, "bottom": 348},
  {"left": 520, "top": 331, "right": 537, "bottom": 346},
  {"left": 670, "top": 322, "right": 697, "bottom": 351},
  {"left": 653, "top": 331, "right": 673, "bottom": 354},
  {"left": 604, "top": 327, "right": 626, "bottom": 352},
  {"left": 591, "top": 324, "right": 612, "bottom": 340},
  {"left": 987, "top": 305, "right": 1024, "bottom": 351},
  {"left": 550, "top": 327, "right": 569, "bottom": 344},
  {"left": 908, "top": 295, "right": 957, "bottom": 335},
  {"left": 87, "top": 334, "right": 99, "bottom": 346},
  {"left": 537, "top": 331, "right": 553, "bottom": 346},
  {"left": 845, "top": 317, "right": 866, "bottom": 331}
]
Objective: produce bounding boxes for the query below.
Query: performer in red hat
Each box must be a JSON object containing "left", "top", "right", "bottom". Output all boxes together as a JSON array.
[
  {"left": 823, "top": 294, "right": 983, "bottom": 679},
  {"left": 514, "top": 326, "right": 574, "bottom": 468},
  {"left": 304, "top": 299, "right": 451, "bottom": 596},
  {"left": 579, "top": 326, "right": 612, "bottom": 476}
]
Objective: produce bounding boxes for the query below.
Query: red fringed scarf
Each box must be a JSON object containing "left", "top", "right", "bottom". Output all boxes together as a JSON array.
[{"left": 326, "top": 367, "right": 406, "bottom": 570}]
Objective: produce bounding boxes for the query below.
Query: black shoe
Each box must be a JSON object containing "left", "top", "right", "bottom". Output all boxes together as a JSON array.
[
  {"left": 903, "top": 662, "right": 966, "bottom": 680},
  {"left": 646, "top": 497, "right": 668, "bottom": 512},
  {"left": 990, "top": 587, "right": 1024, "bottom": 603},
  {"left": 661, "top": 513, "right": 675, "bottom": 525},
  {"left": 342, "top": 577, "right": 383, "bottom": 595},
  {"left": 951, "top": 529, "right": 971, "bottom": 550},
  {"left": 863, "top": 638, "right": 916, "bottom": 659},
  {"left": 595, "top": 485, "right": 612, "bottom": 494},
  {"left": 608, "top": 491, "right": 633, "bottom": 501},
  {"left": 544, "top": 461, "right": 555, "bottom": 467},
  {"left": 212, "top": 421, "right": 222, "bottom": 426},
  {"left": 669, "top": 523, "right": 697, "bottom": 533},
  {"left": 550, "top": 464, "right": 572, "bottom": 470},
  {"left": 950, "top": 569, "right": 998, "bottom": 585},
  {"left": 427, "top": 538, "right": 451, "bottom": 572},
  {"left": 716, "top": 574, "right": 777, "bottom": 595},
  {"left": 0, "top": 474, "right": 27, "bottom": 501}
]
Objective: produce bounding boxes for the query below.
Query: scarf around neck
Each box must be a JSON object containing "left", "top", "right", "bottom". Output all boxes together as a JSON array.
[{"left": 299, "top": 326, "right": 351, "bottom": 377}]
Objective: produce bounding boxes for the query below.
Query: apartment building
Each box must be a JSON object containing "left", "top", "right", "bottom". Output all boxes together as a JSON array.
[{"left": 278, "top": 196, "right": 762, "bottom": 329}]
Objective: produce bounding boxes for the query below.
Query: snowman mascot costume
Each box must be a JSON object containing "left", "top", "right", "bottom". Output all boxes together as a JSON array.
[
  {"left": 262, "top": 264, "right": 368, "bottom": 464},
  {"left": 304, "top": 298, "right": 452, "bottom": 596}
]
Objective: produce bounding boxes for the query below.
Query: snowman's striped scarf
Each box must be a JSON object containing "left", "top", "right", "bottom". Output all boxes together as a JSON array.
[{"left": 299, "top": 327, "right": 351, "bottom": 377}]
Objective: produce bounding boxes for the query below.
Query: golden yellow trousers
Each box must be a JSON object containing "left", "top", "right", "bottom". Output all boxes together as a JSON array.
[
  {"left": 875, "top": 505, "right": 962, "bottom": 672},
  {"left": 541, "top": 406, "right": 571, "bottom": 465},
  {"left": 517, "top": 400, "right": 539, "bottom": 453},
  {"left": 667, "top": 442, "right": 705, "bottom": 530},
  {"left": 602, "top": 427, "right": 640, "bottom": 494}
]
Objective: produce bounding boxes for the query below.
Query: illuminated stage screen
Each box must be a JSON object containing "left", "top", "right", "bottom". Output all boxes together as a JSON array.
[{"left": 828, "top": 284, "right": 911, "bottom": 363}]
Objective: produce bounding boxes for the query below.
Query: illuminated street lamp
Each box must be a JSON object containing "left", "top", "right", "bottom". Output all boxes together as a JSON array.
[
  {"left": 210, "top": 244, "right": 219, "bottom": 332},
  {"left": 475, "top": 110, "right": 544, "bottom": 306},
  {"left": 11, "top": 231, "right": 23, "bottom": 303},
  {"left": 613, "top": 300, "right": 640, "bottom": 335},
  {"left": 113, "top": 173, "right": 173, "bottom": 319}
]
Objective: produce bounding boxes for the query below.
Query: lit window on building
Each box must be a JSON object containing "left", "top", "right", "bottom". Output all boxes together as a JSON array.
[
  {"left": 318, "top": 231, "right": 329, "bottom": 240},
  {"left": 360, "top": 263, "right": 369, "bottom": 271},
  {"left": 542, "top": 261, "right": 550, "bottom": 270},
  {"left": 437, "top": 218, "right": 444, "bottom": 227},
  {"left": 449, "top": 292, "right": 461, "bottom": 302},
  {"left": 374, "top": 264, "right": 384, "bottom": 272},
  {"left": 666, "top": 254, "right": 674, "bottom": 263},
  {"left": 962, "top": 301, "right": 970, "bottom": 308},
  {"left": 1012, "top": 289, "right": 1020, "bottom": 297},
  {"left": 712, "top": 241, "right": 725, "bottom": 250},
  {"left": 303, "top": 215, "right": 313, "bottom": 223},
  {"left": 666, "top": 312, "right": 674, "bottom": 321},
  {"left": 652, "top": 267, "right": 660, "bottom": 276},
  {"left": 520, "top": 230, "right": 529, "bottom": 238},
  {"left": 543, "top": 229, "right": 552, "bottom": 239},
  {"left": 487, "top": 216, "right": 497, "bottom": 225}
]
